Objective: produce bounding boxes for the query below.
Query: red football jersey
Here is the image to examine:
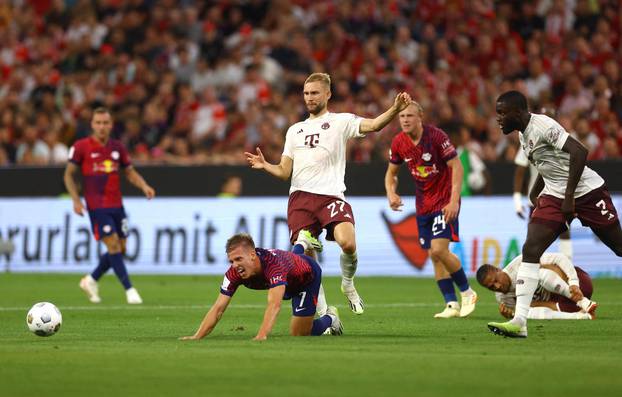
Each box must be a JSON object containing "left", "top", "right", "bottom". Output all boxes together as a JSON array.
[
  {"left": 69, "top": 137, "right": 131, "bottom": 209},
  {"left": 389, "top": 125, "right": 457, "bottom": 215}
]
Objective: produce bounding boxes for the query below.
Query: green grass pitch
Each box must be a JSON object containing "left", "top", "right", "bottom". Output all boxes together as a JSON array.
[{"left": 1, "top": 274, "right": 621, "bottom": 397}]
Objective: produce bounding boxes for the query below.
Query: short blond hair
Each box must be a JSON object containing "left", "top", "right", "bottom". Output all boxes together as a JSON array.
[{"left": 304, "top": 73, "right": 331, "bottom": 89}]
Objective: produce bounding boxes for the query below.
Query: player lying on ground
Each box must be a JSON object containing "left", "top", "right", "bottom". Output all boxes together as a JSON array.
[
  {"left": 180, "top": 233, "right": 342, "bottom": 341},
  {"left": 476, "top": 253, "right": 597, "bottom": 320}
]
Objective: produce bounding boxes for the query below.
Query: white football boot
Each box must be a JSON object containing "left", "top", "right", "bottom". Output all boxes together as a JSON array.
[
  {"left": 79, "top": 275, "right": 101, "bottom": 303},
  {"left": 126, "top": 287, "right": 143, "bottom": 304},
  {"left": 434, "top": 301, "right": 460, "bottom": 318}
]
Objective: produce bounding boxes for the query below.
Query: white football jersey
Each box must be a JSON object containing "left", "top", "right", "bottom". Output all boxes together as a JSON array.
[
  {"left": 283, "top": 112, "right": 363, "bottom": 199},
  {"left": 519, "top": 113, "right": 603, "bottom": 199},
  {"left": 514, "top": 146, "right": 538, "bottom": 191}
]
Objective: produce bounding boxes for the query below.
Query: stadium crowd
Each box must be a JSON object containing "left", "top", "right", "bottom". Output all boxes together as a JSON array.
[{"left": 1, "top": 0, "right": 621, "bottom": 167}]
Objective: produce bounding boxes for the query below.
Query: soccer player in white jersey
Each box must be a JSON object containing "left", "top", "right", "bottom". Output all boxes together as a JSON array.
[
  {"left": 245, "top": 72, "right": 411, "bottom": 315},
  {"left": 489, "top": 90, "right": 622, "bottom": 338},
  {"left": 476, "top": 253, "right": 597, "bottom": 320},
  {"left": 514, "top": 142, "right": 573, "bottom": 259}
]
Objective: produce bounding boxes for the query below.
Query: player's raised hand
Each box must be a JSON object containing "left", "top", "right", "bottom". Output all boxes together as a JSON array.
[
  {"left": 142, "top": 184, "right": 155, "bottom": 200},
  {"left": 388, "top": 192, "right": 404, "bottom": 211},
  {"left": 498, "top": 303, "right": 514, "bottom": 319},
  {"left": 244, "top": 147, "right": 266, "bottom": 169},
  {"left": 442, "top": 201, "right": 460, "bottom": 224},
  {"left": 72, "top": 199, "right": 85, "bottom": 216},
  {"left": 393, "top": 92, "right": 412, "bottom": 112}
]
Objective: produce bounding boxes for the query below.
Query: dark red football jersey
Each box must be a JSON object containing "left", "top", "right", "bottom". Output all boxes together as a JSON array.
[
  {"left": 389, "top": 125, "right": 457, "bottom": 215},
  {"left": 69, "top": 137, "right": 131, "bottom": 209},
  {"left": 220, "top": 248, "right": 314, "bottom": 297}
]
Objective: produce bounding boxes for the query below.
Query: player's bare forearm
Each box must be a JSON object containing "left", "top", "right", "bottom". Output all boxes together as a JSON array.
[
  {"left": 447, "top": 157, "right": 463, "bottom": 205},
  {"left": 562, "top": 137, "right": 588, "bottom": 199},
  {"left": 384, "top": 164, "right": 403, "bottom": 211},
  {"left": 181, "top": 294, "right": 230, "bottom": 340},
  {"left": 125, "top": 167, "right": 155, "bottom": 198},
  {"left": 529, "top": 174, "right": 544, "bottom": 205},
  {"left": 513, "top": 165, "right": 527, "bottom": 194},
  {"left": 255, "top": 285, "right": 285, "bottom": 340},
  {"left": 63, "top": 166, "right": 81, "bottom": 203},
  {"left": 359, "top": 92, "right": 412, "bottom": 134},
  {"left": 263, "top": 162, "right": 291, "bottom": 181}
]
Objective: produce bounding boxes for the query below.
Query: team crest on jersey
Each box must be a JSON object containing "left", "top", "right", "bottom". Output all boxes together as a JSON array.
[
  {"left": 321, "top": 122, "right": 330, "bottom": 130},
  {"left": 111, "top": 151, "right": 120, "bottom": 160},
  {"left": 422, "top": 153, "right": 432, "bottom": 161},
  {"left": 528, "top": 140, "right": 534, "bottom": 149}
]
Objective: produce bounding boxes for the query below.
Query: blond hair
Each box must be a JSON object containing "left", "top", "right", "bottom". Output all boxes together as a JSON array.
[
  {"left": 304, "top": 73, "right": 331, "bottom": 89},
  {"left": 225, "top": 233, "right": 256, "bottom": 253}
]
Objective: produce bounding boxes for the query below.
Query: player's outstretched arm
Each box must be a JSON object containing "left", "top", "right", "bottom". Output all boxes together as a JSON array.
[
  {"left": 254, "top": 284, "right": 285, "bottom": 341},
  {"left": 384, "top": 163, "right": 403, "bottom": 211},
  {"left": 63, "top": 162, "right": 85, "bottom": 216},
  {"left": 359, "top": 92, "right": 412, "bottom": 135},
  {"left": 442, "top": 156, "right": 463, "bottom": 224},
  {"left": 124, "top": 166, "right": 155, "bottom": 199},
  {"left": 180, "top": 293, "right": 231, "bottom": 340},
  {"left": 244, "top": 148, "right": 293, "bottom": 181}
]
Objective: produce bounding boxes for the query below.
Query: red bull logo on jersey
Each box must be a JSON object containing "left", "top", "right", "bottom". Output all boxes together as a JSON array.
[
  {"left": 413, "top": 164, "right": 438, "bottom": 179},
  {"left": 93, "top": 159, "right": 118, "bottom": 173}
]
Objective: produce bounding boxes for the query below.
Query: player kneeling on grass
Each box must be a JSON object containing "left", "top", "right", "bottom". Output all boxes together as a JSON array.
[
  {"left": 180, "top": 233, "right": 342, "bottom": 341},
  {"left": 476, "top": 253, "right": 597, "bottom": 320}
]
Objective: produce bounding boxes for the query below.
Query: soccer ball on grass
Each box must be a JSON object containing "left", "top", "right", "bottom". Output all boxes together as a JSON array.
[{"left": 26, "top": 302, "right": 62, "bottom": 337}]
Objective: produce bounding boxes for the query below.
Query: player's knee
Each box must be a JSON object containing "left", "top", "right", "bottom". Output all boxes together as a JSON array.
[
  {"left": 105, "top": 240, "right": 122, "bottom": 254},
  {"left": 339, "top": 240, "right": 356, "bottom": 255},
  {"left": 521, "top": 243, "right": 544, "bottom": 263},
  {"left": 429, "top": 246, "right": 447, "bottom": 262}
]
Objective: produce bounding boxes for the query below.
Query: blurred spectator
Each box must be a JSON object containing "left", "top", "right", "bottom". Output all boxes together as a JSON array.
[
  {"left": 0, "top": 0, "right": 620, "bottom": 171},
  {"left": 218, "top": 174, "right": 243, "bottom": 198}
]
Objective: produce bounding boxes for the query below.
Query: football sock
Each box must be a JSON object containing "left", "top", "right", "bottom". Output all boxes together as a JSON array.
[
  {"left": 539, "top": 269, "right": 571, "bottom": 298},
  {"left": 340, "top": 252, "right": 358, "bottom": 287},
  {"left": 91, "top": 253, "right": 111, "bottom": 281},
  {"left": 109, "top": 253, "right": 132, "bottom": 290},
  {"left": 311, "top": 314, "right": 333, "bottom": 336},
  {"left": 450, "top": 268, "right": 470, "bottom": 292},
  {"left": 559, "top": 238, "right": 573, "bottom": 259},
  {"left": 291, "top": 243, "right": 305, "bottom": 255},
  {"left": 528, "top": 307, "right": 590, "bottom": 320},
  {"left": 437, "top": 278, "right": 458, "bottom": 303},
  {"left": 316, "top": 284, "right": 328, "bottom": 316},
  {"left": 513, "top": 262, "right": 540, "bottom": 326},
  {"left": 577, "top": 297, "right": 594, "bottom": 312}
]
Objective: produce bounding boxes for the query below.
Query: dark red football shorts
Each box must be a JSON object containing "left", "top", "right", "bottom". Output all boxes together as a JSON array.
[
  {"left": 530, "top": 185, "right": 619, "bottom": 233},
  {"left": 287, "top": 190, "right": 355, "bottom": 244}
]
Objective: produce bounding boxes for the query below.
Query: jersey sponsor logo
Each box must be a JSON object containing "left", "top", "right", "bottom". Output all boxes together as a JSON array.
[
  {"left": 93, "top": 159, "right": 118, "bottom": 173},
  {"left": 422, "top": 153, "right": 432, "bottom": 161},
  {"left": 304, "top": 134, "right": 320, "bottom": 148},
  {"left": 90, "top": 152, "right": 100, "bottom": 158},
  {"left": 321, "top": 122, "right": 330, "bottom": 130},
  {"left": 412, "top": 164, "right": 439, "bottom": 178},
  {"left": 404, "top": 158, "right": 413, "bottom": 162}
]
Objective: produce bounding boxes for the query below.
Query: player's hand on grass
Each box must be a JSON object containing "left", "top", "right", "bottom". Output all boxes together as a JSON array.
[
  {"left": 72, "top": 199, "right": 85, "bottom": 216},
  {"left": 245, "top": 147, "right": 266, "bottom": 169},
  {"left": 179, "top": 335, "right": 201, "bottom": 341},
  {"left": 388, "top": 193, "right": 403, "bottom": 211},
  {"left": 499, "top": 303, "right": 514, "bottom": 319},
  {"left": 142, "top": 184, "right": 155, "bottom": 200},
  {"left": 393, "top": 92, "right": 412, "bottom": 113},
  {"left": 442, "top": 201, "right": 459, "bottom": 224},
  {"left": 569, "top": 285, "right": 584, "bottom": 302}
]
